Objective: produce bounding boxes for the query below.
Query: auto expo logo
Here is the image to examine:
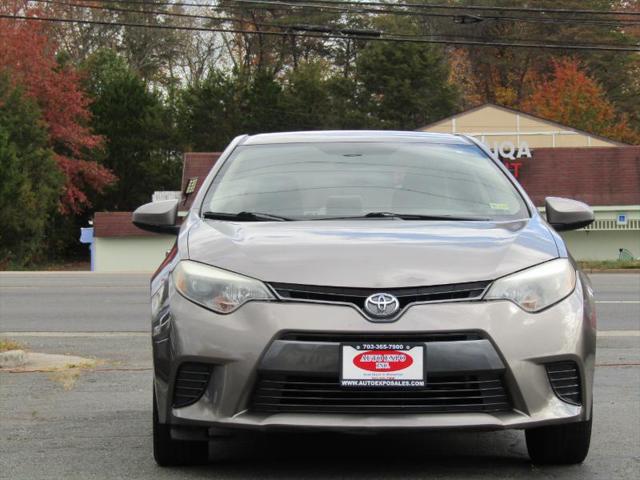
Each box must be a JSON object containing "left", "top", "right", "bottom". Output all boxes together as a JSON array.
[
  {"left": 353, "top": 350, "right": 413, "bottom": 372},
  {"left": 364, "top": 293, "right": 400, "bottom": 319}
]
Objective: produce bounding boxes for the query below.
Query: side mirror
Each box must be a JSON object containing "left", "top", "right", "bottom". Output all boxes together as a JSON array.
[
  {"left": 132, "top": 200, "right": 180, "bottom": 235},
  {"left": 545, "top": 197, "right": 594, "bottom": 231}
]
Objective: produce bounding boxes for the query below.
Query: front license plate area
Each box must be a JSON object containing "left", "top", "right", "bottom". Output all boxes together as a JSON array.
[{"left": 340, "top": 343, "right": 425, "bottom": 388}]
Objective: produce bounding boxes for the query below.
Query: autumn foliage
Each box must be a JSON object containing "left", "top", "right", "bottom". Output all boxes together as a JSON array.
[
  {"left": 0, "top": 11, "right": 115, "bottom": 214},
  {"left": 523, "top": 58, "right": 639, "bottom": 144}
]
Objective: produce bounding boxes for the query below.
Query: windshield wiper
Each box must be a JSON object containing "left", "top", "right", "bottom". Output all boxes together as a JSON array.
[
  {"left": 202, "top": 211, "right": 292, "bottom": 222},
  {"left": 364, "top": 212, "right": 491, "bottom": 221},
  {"left": 309, "top": 212, "right": 491, "bottom": 221},
  {"left": 311, "top": 212, "right": 490, "bottom": 221}
]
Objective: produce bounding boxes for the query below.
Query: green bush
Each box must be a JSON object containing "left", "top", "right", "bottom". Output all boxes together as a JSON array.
[{"left": 0, "top": 74, "right": 62, "bottom": 267}]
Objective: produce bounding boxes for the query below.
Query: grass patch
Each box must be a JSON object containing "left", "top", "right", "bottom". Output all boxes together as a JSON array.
[
  {"left": 0, "top": 338, "right": 24, "bottom": 352},
  {"left": 64, "top": 360, "right": 97, "bottom": 370},
  {"left": 578, "top": 260, "right": 640, "bottom": 270},
  {"left": 47, "top": 360, "right": 97, "bottom": 390},
  {"left": 48, "top": 370, "right": 82, "bottom": 391},
  {"left": 3, "top": 260, "right": 90, "bottom": 271}
]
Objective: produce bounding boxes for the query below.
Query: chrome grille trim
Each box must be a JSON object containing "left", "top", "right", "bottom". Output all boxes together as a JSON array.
[{"left": 269, "top": 281, "right": 491, "bottom": 321}]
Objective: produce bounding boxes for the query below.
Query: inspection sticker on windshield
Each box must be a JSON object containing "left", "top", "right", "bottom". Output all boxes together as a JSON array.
[
  {"left": 340, "top": 343, "right": 425, "bottom": 388},
  {"left": 489, "top": 202, "right": 510, "bottom": 211}
]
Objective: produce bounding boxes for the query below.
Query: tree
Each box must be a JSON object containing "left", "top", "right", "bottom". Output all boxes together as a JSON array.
[
  {"left": 0, "top": 13, "right": 115, "bottom": 214},
  {"left": 239, "top": 70, "right": 288, "bottom": 134},
  {"left": 83, "top": 49, "right": 182, "bottom": 211},
  {"left": 356, "top": 41, "right": 459, "bottom": 129},
  {"left": 41, "top": 0, "right": 191, "bottom": 90},
  {"left": 176, "top": 70, "right": 244, "bottom": 152},
  {"left": 523, "top": 58, "right": 639, "bottom": 144},
  {"left": 215, "top": 0, "right": 343, "bottom": 78},
  {"left": 434, "top": 0, "right": 640, "bottom": 120},
  {"left": 0, "top": 75, "right": 63, "bottom": 267},
  {"left": 281, "top": 62, "right": 332, "bottom": 131}
]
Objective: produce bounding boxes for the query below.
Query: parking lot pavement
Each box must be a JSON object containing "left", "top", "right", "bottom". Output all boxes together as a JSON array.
[
  {"left": 1, "top": 272, "right": 639, "bottom": 479},
  {"left": 1, "top": 334, "right": 638, "bottom": 480}
]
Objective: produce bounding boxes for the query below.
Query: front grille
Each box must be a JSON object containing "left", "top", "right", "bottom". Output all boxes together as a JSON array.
[
  {"left": 546, "top": 361, "right": 582, "bottom": 405},
  {"left": 270, "top": 281, "right": 490, "bottom": 315},
  {"left": 251, "top": 373, "right": 510, "bottom": 414},
  {"left": 279, "top": 331, "right": 483, "bottom": 343},
  {"left": 172, "top": 362, "right": 212, "bottom": 408}
]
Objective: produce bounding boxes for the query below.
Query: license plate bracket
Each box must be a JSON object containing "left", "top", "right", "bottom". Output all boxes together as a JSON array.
[{"left": 340, "top": 342, "right": 425, "bottom": 388}]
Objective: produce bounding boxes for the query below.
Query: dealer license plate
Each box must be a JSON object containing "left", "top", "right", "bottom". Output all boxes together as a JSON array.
[{"left": 340, "top": 343, "right": 425, "bottom": 388}]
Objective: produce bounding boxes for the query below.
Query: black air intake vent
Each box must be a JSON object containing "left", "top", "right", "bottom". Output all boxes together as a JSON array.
[
  {"left": 546, "top": 361, "right": 582, "bottom": 405},
  {"left": 269, "top": 281, "right": 490, "bottom": 316},
  {"left": 251, "top": 373, "right": 511, "bottom": 414},
  {"left": 172, "top": 362, "right": 212, "bottom": 408}
]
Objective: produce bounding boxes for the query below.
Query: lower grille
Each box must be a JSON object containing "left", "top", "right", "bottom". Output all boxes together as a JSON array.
[
  {"left": 251, "top": 373, "right": 510, "bottom": 414},
  {"left": 172, "top": 362, "right": 212, "bottom": 408},
  {"left": 546, "top": 361, "right": 582, "bottom": 405}
]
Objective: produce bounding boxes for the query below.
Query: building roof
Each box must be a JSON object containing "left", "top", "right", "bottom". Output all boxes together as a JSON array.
[
  {"left": 518, "top": 146, "right": 640, "bottom": 206},
  {"left": 419, "top": 103, "right": 626, "bottom": 147},
  {"left": 94, "top": 152, "right": 222, "bottom": 237},
  {"left": 242, "top": 130, "right": 471, "bottom": 145},
  {"left": 94, "top": 212, "right": 155, "bottom": 238},
  {"left": 180, "top": 152, "right": 222, "bottom": 210}
]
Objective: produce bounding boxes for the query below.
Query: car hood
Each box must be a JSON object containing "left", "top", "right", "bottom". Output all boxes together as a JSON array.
[{"left": 187, "top": 216, "right": 559, "bottom": 287}]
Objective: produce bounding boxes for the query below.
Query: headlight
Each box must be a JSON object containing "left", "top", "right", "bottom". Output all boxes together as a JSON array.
[
  {"left": 172, "top": 260, "right": 274, "bottom": 314},
  {"left": 484, "top": 258, "right": 576, "bottom": 313}
]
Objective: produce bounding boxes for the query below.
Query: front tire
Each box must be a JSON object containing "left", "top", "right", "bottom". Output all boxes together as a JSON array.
[
  {"left": 153, "top": 390, "right": 209, "bottom": 466},
  {"left": 526, "top": 417, "right": 592, "bottom": 465}
]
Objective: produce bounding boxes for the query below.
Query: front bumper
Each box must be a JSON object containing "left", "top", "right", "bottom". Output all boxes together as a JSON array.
[{"left": 153, "top": 280, "right": 595, "bottom": 432}]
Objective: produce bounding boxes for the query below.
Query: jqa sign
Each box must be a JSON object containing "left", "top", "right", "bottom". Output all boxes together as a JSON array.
[{"left": 479, "top": 139, "right": 532, "bottom": 179}]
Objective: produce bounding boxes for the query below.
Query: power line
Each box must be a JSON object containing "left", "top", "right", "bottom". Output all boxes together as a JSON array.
[
  {"left": 34, "top": 0, "right": 276, "bottom": 26},
  {"left": 227, "top": 0, "right": 640, "bottom": 17},
  {"left": 40, "top": 0, "right": 640, "bottom": 47},
  {"left": 34, "top": 0, "right": 640, "bottom": 45},
  {"left": 73, "top": 0, "right": 640, "bottom": 18},
  {"left": 226, "top": 0, "right": 640, "bottom": 27},
  {"left": 161, "top": 0, "right": 640, "bottom": 23},
  {"left": 34, "top": 0, "right": 640, "bottom": 27},
  {"left": 3, "top": 13, "right": 639, "bottom": 52},
  {"left": 32, "top": 0, "right": 387, "bottom": 38}
]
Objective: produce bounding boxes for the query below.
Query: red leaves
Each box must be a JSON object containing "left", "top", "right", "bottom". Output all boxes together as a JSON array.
[
  {"left": 0, "top": 8, "right": 115, "bottom": 214},
  {"left": 524, "top": 58, "right": 639, "bottom": 144},
  {"left": 55, "top": 154, "right": 117, "bottom": 215}
]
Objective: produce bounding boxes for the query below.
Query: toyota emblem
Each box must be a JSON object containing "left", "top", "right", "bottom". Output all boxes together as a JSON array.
[{"left": 364, "top": 293, "right": 400, "bottom": 319}]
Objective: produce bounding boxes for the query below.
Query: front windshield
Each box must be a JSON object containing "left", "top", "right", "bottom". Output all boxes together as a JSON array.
[{"left": 202, "top": 142, "right": 529, "bottom": 221}]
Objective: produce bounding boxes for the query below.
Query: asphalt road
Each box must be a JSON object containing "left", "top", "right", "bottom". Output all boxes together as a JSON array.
[{"left": 1, "top": 272, "right": 639, "bottom": 479}]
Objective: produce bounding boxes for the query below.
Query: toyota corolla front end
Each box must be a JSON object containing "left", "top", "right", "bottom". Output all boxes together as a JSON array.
[{"left": 134, "top": 131, "right": 596, "bottom": 466}]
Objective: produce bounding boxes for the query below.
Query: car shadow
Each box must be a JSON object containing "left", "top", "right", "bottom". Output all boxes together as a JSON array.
[{"left": 171, "top": 429, "right": 564, "bottom": 479}]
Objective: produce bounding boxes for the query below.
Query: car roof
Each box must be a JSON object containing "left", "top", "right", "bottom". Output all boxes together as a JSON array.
[{"left": 241, "top": 130, "right": 473, "bottom": 146}]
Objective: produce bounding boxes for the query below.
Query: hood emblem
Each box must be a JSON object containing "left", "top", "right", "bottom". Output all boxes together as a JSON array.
[{"left": 364, "top": 293, "right": 400, "bottom": 319}]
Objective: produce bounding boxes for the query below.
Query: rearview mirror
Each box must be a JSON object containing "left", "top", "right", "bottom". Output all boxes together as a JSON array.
[
  {"left": 545, "top": 197, "right": 594, "bottom": 231},
  {"left": 132, "top": 200, "right": 180, "bottom": 235}
]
